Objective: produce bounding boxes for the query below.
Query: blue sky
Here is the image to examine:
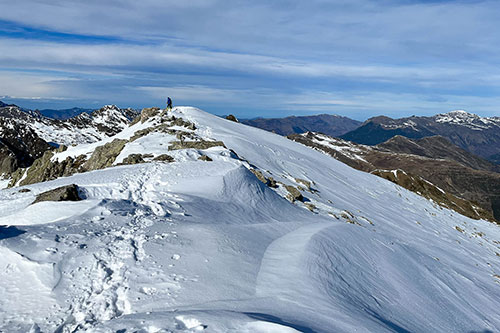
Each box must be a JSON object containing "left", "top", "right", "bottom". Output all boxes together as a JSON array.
[{"left": 0, "top": 0, "right": 500, "bottom": 120}]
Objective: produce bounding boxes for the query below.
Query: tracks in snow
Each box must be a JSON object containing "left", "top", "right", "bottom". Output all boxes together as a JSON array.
[{"left": 56, "top": 164, "right": 181, "bottom": 332}]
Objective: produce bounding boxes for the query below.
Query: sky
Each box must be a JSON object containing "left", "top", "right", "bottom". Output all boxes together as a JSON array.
[{"left": 1, "top": 0, "right": 500, "bottom": 120}]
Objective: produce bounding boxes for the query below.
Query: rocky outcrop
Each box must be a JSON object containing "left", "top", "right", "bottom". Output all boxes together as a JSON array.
[
  {"left": 9, "top": 139, "right": 126, "bottom": 187},
  {"left": 153, "top": 154, "right": 175, "bottom": 163},
  {"left": 168, "top": 140, "right": 225, "bottom": 150},
  {"left": 198, "top": 155, "right": 213, "bottom": 161},
  {"left": 225, "top": 115, "right": 239, "bottom": 122},
  {"left": 372, "top": 169, "right": 495, "bottom": 222},
  {"left": 284, "top": 185, "right": 304, "bottom": 202},
  {"left": 249, "top": 169, "right": 277, "bottom": 188},
  {"left": 130, "top": 107, "right": 161, "bottom": 125},
  {"left": 120, "top": 154, "right": 146, "bottom": 165},
  {"left": 83, "top": 139, "right": 127, "bottom": 171},
  {"left": 33, "top": 184, "right": 82, "bottom": 204}
]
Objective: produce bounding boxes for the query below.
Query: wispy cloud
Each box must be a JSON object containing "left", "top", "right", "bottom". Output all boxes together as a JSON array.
[{"left": 0, "top": 0, "right": 499, "bottom": 118}]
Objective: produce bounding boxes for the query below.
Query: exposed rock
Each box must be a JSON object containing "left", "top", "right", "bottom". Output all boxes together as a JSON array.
[
  {"left": 225, "top": 114, "right": 239, "bottom": 122},
  {"left": 249, "top": 169, "right": 277, "bottom": 188},
  {"left": 168, "top": 140, "right": 225, "bottom": 151},
  {"left": 305, "top": 203, "right": 316, "bottom": 212},
  {"left": 32, "top": 184, "right": 82, "bottom": 204},
  {"left": 153, "top": 154, "right": 175, "bottom": 163},
  {"left": 295, "top": 178, "right": 312, "bottom": 191},
  {"left": 198, "top": 155, "right": 213, "bottom": 161},
  {"left": 10, "top": 151, "right": 88, "bottom": 187},
  {"left": 372, "top": 169, "right": 496, "bottom": 222},
  {"left": 18, "top": 188, "right": 31, "bottom": 193},
  {"left": 130, "top": 128, "right": 155, "bottom": 142},
  {"left": 137, "top": 107, "right": 161, "bottom": 124},
  {"left": 171, "top": 117, "right": 196, "bottom": 130},
  {"left": 0, "top": 103, "right": 138, "bottom": 179},
  {"left": 285, "top": 185, "right": 304, "bottom": 202},
  {"left": 120, "top": 154, "right": 145, "bottom": 165},
  {"left": 83, "top": 139, "right": 127, "bottom": 171}
]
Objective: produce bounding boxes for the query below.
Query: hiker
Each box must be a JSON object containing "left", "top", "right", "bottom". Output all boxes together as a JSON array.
[{"left": 167, "top": 97, "right": 173, "bottom": 111}]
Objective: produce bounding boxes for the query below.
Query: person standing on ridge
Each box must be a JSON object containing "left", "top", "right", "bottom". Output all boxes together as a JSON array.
[{"left": 167, "top": 97, "right": 173, "bottom": 111}]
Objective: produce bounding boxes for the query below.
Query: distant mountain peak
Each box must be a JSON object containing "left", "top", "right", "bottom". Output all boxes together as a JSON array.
[{"left": 434, "top": 109, "right": 499, "bottom": 129}]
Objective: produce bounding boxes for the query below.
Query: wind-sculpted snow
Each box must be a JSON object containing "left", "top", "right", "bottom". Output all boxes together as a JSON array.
[{"left": 1, "top": 107, "right": 500, "bottom": 332}]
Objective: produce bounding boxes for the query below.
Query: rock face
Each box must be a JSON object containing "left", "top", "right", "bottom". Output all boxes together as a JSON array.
[
  {"left": 0, "top": 118, "right": 51, "bottom": 175},
  {"left": 242, "top": 114, "right": 361, "bottom": 137},
  {"left": 341, "top": 110, "right": 500, "bottom": 163},
  {"left": 290, "top": 132, "right": 500, "bottom": 222},
  {"left": 0, "top": 102, "right": 139, "bottom": 179},
  {"left": 32, "top": 184, "right": 82, "bottom": 204},
  {"left": 83, "top": 139, "right": 127, "bottom": 170}
]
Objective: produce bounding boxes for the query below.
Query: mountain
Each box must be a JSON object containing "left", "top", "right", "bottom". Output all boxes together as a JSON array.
[
  {"left": 341, "top": 110, "right": 500, "bottom": 163},
  {"left": 378, "top": 135, "right": 500, "bottom": 173},
  {"left": 290, "top": 132, "right": 500, "bottom": 221},
  {"left": 0, "top": 103, "right": 139, "bottom": 176},
  {"left": 241, "top": 113, "right": 361, "bottom": 137},
  {"left": 1, "top": 106, "right": 500, "bottom": 332},
  {"left": 38, "top": 107, "right": 93, "bottom": 120}
]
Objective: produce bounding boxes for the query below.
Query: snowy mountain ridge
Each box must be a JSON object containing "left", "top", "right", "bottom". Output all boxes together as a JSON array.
[
  {"left": 1, "top": 107, "right": 500, "bottom": 332},
  {"left": 434, "top": 110, "right": 500, "bottom": 130},
  {"left": 0, "top": 103, "right": 138, "bottom": 146}
]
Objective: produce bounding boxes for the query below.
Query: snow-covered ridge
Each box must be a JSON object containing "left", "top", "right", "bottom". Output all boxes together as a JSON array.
[
  {"left": 0, "top": 104, "right": 139, "bottom": 147},
  {"left": 434, "top": 109, "right": 500, "bottom": 130},
  {"left": 1, "top": 106, "right": 500, "bottom": 332}
]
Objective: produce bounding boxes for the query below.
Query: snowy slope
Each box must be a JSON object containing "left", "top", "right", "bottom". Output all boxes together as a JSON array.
[{"left": 1, "top": 107, "right": 500, "bottom": 332}]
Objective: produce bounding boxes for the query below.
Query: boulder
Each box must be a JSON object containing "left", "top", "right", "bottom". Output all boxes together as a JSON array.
[
  {"left": 153, "top": 154, "right": 175, "bottom": 163},
  {"left": 120, "top": 154, "right": 145, "bottom": 165},
  {"left": 225, "top": 114, "right": 239, "bottom": 122},
  {"left": 33, "top": 184, "right": 82, "bottom": 204}
]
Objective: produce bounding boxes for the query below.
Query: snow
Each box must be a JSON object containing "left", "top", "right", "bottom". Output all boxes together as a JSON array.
[
  {"left": 1, "top": 106, "right": 500, "bottom": 332},
  {"left": 307, "top": 133, "right": 370, "bottom": 162},
  {"left": 435, "top": 110, "right": 500, "bottom": 130}
]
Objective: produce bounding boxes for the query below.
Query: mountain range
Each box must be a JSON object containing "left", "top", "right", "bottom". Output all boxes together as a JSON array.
[
  {"left": 1, "top": 106, "right": 500, "bottom": 332},
  {"left": 241, "top": 114, "right": 362, "bottom": 137},
  {"left": 341, "top": 110, "right": 500, "bottom": 163},
  {"left": 290, "top": 132, "right": 500, "bottom": 222}
]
